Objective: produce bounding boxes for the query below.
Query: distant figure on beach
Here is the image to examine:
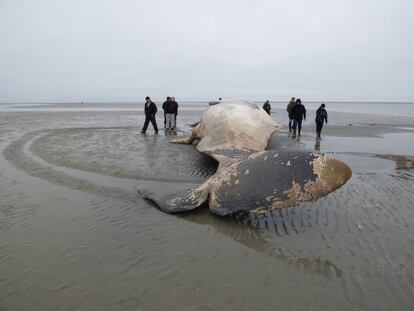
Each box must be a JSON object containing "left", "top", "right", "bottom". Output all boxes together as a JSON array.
[
  {"left": 287, "top": 97, "right": 296, "bottom": 132},
  {"left": 171, "top": 96, "right": 178, "bottom": 129},
  {"left": 165, "top": 97, "right": 178, "bottom": 131},
  {"left": 315, "top": 103, "right": 328, "bottom": 139},
  {"left": 291, "top": 98, "right": 306, "bottom": 138},
  {"left": 141, "top": 96, "right": 158, "bottom": 134},
  {"left": 162, "top": 97, "right": 171, "bottom": 128},
  {"left": 262, "top": 100, "right": 271, "bottom": 115}
]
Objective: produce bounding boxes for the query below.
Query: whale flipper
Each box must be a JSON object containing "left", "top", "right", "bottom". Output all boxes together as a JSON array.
[
  {"left": 170, "top": 124, "right": 200, "bottom": 145},
  {"left": 139, "top": 183, "right": 209, "bottom": 213}
]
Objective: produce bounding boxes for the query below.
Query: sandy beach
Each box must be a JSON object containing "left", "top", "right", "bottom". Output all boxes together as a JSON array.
[{"left": 1, "top": 102, "right": 414, "bottom": 310}]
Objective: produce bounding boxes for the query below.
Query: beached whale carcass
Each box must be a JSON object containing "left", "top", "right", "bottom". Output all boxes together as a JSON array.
[{"left": 141, "top": 99, "right": 352, "bottom": 215}]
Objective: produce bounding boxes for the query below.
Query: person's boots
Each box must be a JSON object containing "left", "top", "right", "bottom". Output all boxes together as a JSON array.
[
  {"left": 289, "top": 121, "right": 292, "bottom": 132},
  {"left": 292, "top": 128, "right": 296, "bottom": 138},
  {"left": 298, "top": 128, "right": 301, "bottom": 137}
]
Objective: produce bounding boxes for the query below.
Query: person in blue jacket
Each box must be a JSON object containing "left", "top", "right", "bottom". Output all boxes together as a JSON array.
[{"left": 315, "top": 103, "right": 328, "bottom": 139}]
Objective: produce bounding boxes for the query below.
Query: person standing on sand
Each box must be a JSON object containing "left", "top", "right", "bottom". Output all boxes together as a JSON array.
[
  {"left": 263, "top": 100, "right": 271, "bottom": 115},
  {"left": 162, "top": 97, "right": 171, "bottom": 128},
  {"left": 171, "top": 96, "right": 178, "bottom": 129},
  {"left": 164, "top": 97, "right": 177, "bottom": 131},
  {"left": 291, "top": 98, "right": 306, "bottom": 138},
  {"left": 315, "top": 103, "right": 328, "bottom": 139},
  {"left": 141, "top": 96, "right": 158, "bottom": 134},
  {"left": 287, "top": 97, "right": 296, "bottom": 132}
]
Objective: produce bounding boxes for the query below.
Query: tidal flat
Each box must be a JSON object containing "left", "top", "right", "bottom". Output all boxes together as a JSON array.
[{"left": 1, "top": 102, "right": 414, "bottom": 311}]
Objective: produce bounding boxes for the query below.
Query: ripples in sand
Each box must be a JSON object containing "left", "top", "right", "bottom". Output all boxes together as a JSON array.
[{"left": 1, "top": 112, "right": 414, "bottom": 310}]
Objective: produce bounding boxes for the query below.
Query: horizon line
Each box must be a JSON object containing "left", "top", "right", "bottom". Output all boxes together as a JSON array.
[{"left": 1, "top": 99, "right": 414, "bottom": 105}]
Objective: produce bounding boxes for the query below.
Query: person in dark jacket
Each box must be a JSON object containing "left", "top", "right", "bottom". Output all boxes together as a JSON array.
[
  {"left": 164, "top": 97, "right": 178, "bottom": 131},
  {"left": 171, "top": 96, "right": 178, "bottom": 129},
  {"left": 162, "top": 97, "right": 171, "bottom": 128},
  {"left": 141, "top": 96, "right": 158, "bottom": 134},
  {"left": 286, "top": 97, "right": 296, "bottom": 132},
  {"left": 315, "top": 103, "right": 328, "bottom": 139},
  {"left": 263, "top": 100, "right": 271, "bottom": 115},
  {"left": 291, "top": 98, "right": 306, "bottom": 138}
]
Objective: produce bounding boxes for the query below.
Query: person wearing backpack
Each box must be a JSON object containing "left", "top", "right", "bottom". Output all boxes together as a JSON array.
[{"left": 315, "top": 103, "right": 328, "bottom": 139}]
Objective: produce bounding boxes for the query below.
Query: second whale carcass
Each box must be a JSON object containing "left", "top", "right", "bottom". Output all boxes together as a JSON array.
[{"left": 141, "top": 99, "right": 352, "bottom": 216}]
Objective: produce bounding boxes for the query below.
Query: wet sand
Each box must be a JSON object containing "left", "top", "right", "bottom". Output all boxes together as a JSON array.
[{"left": 1, "top": 103, "right": 414, "bottom": 310}]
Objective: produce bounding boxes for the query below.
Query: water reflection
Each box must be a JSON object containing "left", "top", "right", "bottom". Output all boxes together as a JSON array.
[
  {"left": 180, "top": 207, "right": 343, "bottom": 279},
  {"left": 314, "top": 137, "right": 321, "bottom": 151}
]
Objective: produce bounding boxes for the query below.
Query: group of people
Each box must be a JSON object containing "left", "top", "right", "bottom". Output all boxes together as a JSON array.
[
  {"left": 286, "top": 97, "right": 307, "bottom": 138},
  {"left": 263, "top": 97, "right": 328, "bottom": 139},
  {"left": 162, "top": 96, "right": 178, "bottom": 131},
  {"left": 141, "top": 96, "right": 328, "bottom": 139},
  {"left": 140, "top": 96, "right": 178, "bottom": 134}
]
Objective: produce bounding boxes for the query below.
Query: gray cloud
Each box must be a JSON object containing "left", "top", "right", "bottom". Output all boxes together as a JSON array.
[{"left": 0, "top": 0, "right": 413, "bottom": 102}]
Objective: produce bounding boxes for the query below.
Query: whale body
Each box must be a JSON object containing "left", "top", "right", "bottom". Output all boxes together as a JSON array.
[{"left": 140, "top": 99, "right": 352, "bottom": 216}]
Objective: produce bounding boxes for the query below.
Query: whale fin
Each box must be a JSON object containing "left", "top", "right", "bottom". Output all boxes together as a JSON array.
[
  {"left": 170, "top": 135, "right": 195, "bottom": 144},
  {"left": 171, "top": 124, "right": 200, "bottom": 145},
  {"left": 207, "top": 150, "right": 352, "bottom": 216},
  {"left": 139, "top": 182, "right": 210, "bottom": 213}
]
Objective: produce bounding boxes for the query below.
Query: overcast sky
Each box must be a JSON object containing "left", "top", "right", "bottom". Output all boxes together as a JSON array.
[{"left": 0, "top": 0, "right": 413, "bottom": 103}]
